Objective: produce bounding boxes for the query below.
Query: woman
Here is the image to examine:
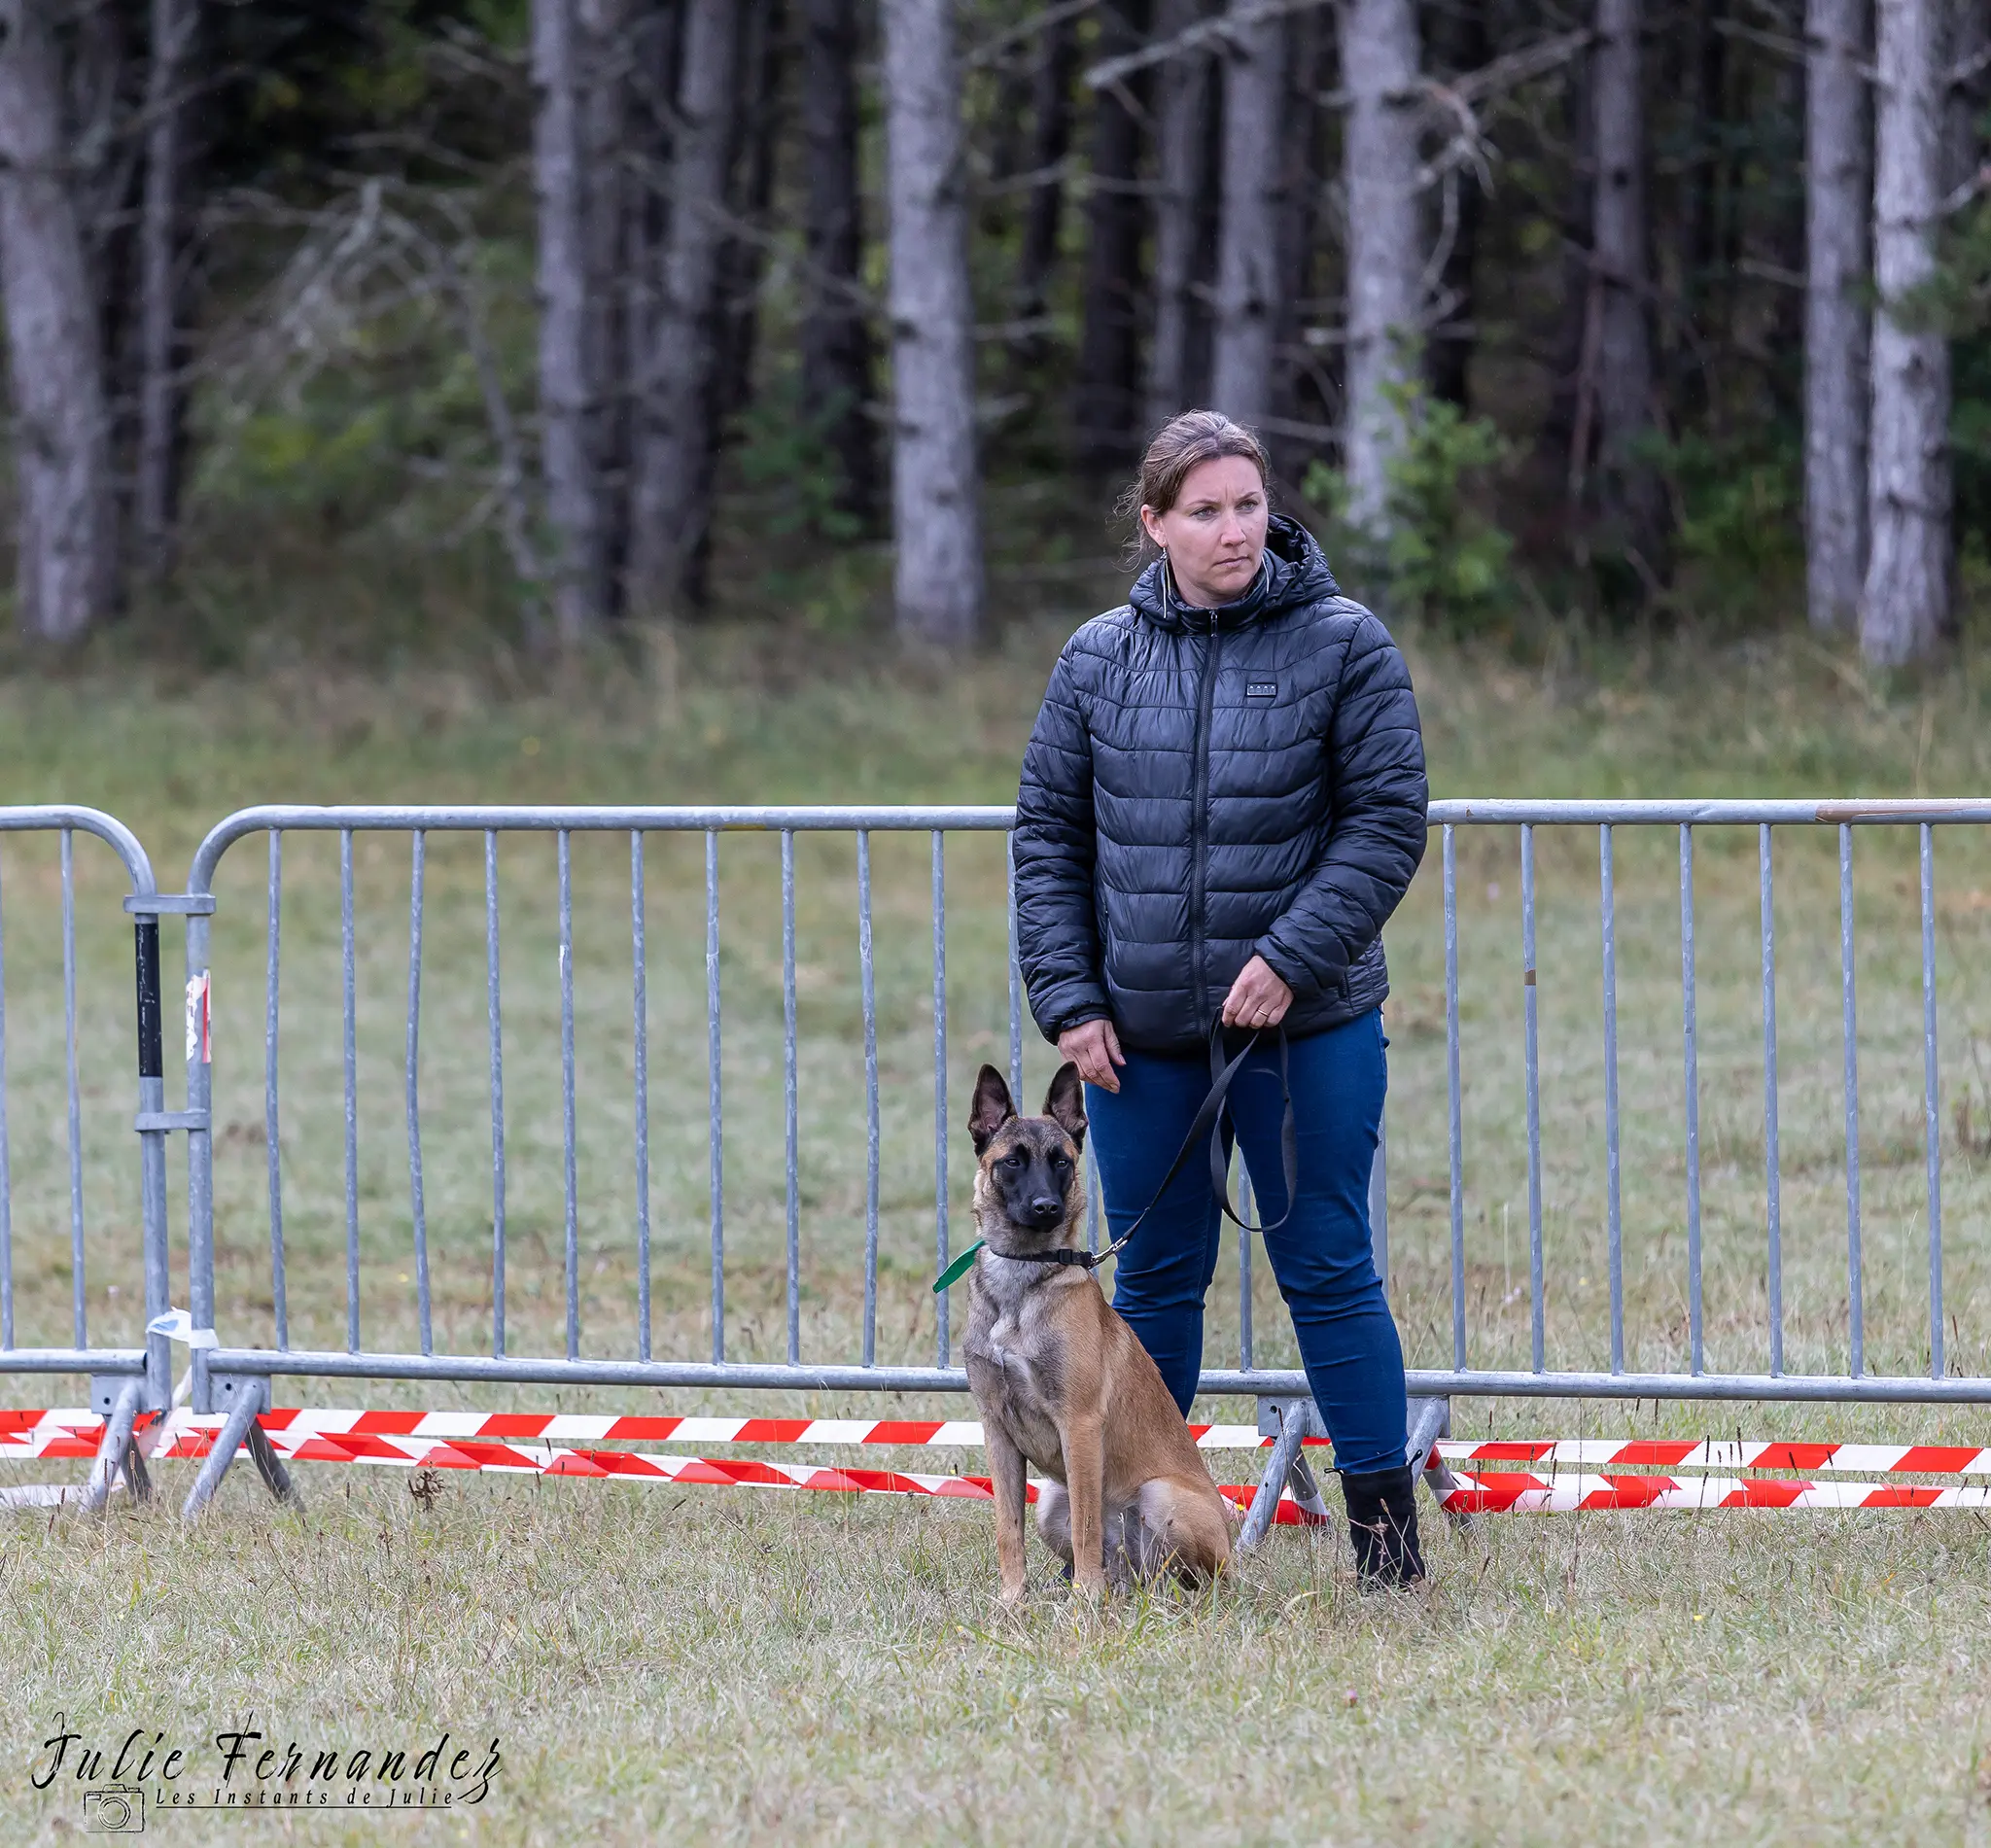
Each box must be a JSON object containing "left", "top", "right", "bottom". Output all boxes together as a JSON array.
[{"left": 1012, "top": 409, "right": 1430, "bottom": 1586}]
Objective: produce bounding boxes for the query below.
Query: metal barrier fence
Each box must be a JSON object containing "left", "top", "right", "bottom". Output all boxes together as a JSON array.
[
  {"left": 18, "top": 796, "right": 1991, "bottom": 1519},
  {"left": 0, "top": 808, "right": 173, "bottom": 1505},
  {"left": 179, "top": 807, "right": 1057, "bottom": 1417}
]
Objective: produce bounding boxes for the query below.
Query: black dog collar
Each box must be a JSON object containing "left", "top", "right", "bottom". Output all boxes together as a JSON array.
[
  {"left": 989, "top": 1245, "right": 1100, "bottom": 1270},
  {"left": 932, "top": 1238, "right": 1099, "bottom": 1290}
]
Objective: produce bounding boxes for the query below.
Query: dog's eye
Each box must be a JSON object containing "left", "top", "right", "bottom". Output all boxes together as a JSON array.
[
  {"left": 1002, "top": 1153, "right": 1025, "bottom": 1169},
  {"left": 1051, "top": 1155, "right": 1070, "bottom": 1171}
]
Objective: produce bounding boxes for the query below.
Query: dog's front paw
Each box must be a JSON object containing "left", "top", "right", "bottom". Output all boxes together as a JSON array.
[{"left": 997, "top": 1579, "right": 1028, "bottom": 1609}]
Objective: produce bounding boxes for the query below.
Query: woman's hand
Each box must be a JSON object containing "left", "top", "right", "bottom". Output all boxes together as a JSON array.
[
  {"left": 1057, "top": 1018, "right": 1127, "bottom": 1094},
  {"left": 1221, "top": 956, "right": 1293, "bottom": 1030}
]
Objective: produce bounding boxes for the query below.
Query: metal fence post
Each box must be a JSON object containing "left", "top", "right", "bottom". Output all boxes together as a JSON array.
[
  {"left": 132, "top": 909, "right": 171, "bottom": 1412},
  {"left": 184, "top": 894, "right": 216, "bottom": 1416}
]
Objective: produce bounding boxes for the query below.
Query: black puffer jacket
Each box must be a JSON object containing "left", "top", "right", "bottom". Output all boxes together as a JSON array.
[{"left": 1013, "top": 515, "right": 1428, "bottom": 1054}]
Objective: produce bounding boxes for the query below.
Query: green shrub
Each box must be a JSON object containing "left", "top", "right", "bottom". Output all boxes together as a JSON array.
[{"left": 1304, "top": 377, "right": 1516, "bottom": 631}]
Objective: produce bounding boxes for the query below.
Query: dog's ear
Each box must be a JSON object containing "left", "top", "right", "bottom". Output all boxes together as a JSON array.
[
  {"left": 1043, "top": 1062, "right": 1087, "bottom": 1149},
  {"left": 969, "top": 1065, "right": 1016, "bottom": 1154}
]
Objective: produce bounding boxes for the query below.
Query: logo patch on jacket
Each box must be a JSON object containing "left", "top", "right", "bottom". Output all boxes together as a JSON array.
[{"left": 1245, "top": 680, "right": 1278, "bottom": 700}]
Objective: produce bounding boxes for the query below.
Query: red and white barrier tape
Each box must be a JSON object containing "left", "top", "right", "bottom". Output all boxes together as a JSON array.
[
  {"left": 0, "top": 1408, "right": 1302, "bottom": 1452},
  {"left": 10, "top": 1410, "right": 1991, "bottom": 1517},
  {"left": 0, "top": 1409, "right": 1336, "bottom": 1523},
  {"left": 1443, "top": 1469, "right": 1991, "bottom": 1512},
  {"left": 15, "top": 1409, "right": 1991, "bottom": 1476},
  {"left": 1434, "top": 1437, "right": 1991, "bottom": 1475}
]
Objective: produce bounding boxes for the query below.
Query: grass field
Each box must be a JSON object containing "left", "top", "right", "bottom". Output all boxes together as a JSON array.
[{"left": 7, "top": 616, "right": 1991, "bottom": 1842}]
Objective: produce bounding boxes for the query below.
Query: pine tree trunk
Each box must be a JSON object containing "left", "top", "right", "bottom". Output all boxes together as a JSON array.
[
  {"left": 579, "top": 0, "right": 631, "bottom": 612},
  {"left": 1146, "top": 0, "right": 1214, "bottom": 432},
  {"left": 1670, "top": 0, "right": 1728, "bottom": 419},
  {"left": 1338, "top": 0, "right": 1423, "bottom": 530},
  {"left": 1945, "top": 0, "right": 1988, "bottom": 195},
  {"left": 799, "top": 0, "right": 877, "bottom": 525},
  {"left": 533, "top": 0, "right": 606, "bottom": 639},
  {"left": 714, "top": 0, "right": 779, "bottom": 452},
  {"left": 0, "top": 0, "right": 116, "bottom": 643},
  {"left": 628, "top": 0, "right": 738, "bottom": 618},
  {"left": 1861, "top": 0, "right": 1949, "bottom": 665},
  {"left": 1537, "top": 53, "right": 1592, "bottom": 487},
  {"left": 1589, "top": 0, "right": 1668, "bottom": 580},
  {"left": 1270, "top": 0, "right": 1326, "bottom": 471},
  {"left": 1210, "top": 0, "right": 1283, "bottom": 426},
  {"left": 1074, "top": 0, "right": 1150, "bottom": 471},
  {"left": 1804, "top": 0, "right": 1869, "bottom": 631},
  {"left": 882, "top": 0, "right": 983, "bottom": 646},
  {"left": 1425, "top": 0, "right": 1487, "bottom": 409},
  {"left": 1015, "top": 16, "right": 1078, "bottom": 327},
  {"left": 135, "top": 0, "right": 192, "bottom": 587}
]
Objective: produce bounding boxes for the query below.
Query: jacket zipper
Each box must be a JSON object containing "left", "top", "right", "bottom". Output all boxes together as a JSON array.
[{"left": 1188, "top": 618, "right": 1222, "bottom": 1030}]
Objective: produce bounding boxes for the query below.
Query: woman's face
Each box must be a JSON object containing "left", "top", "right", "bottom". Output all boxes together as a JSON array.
[{"left": 1140, "top": 455, "right": 1269, "bottom": 608}]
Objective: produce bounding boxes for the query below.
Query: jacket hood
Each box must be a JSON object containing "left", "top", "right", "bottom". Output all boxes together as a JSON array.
[{"left": 1128, "top": 512, "right": 1340, "bottom": 632}]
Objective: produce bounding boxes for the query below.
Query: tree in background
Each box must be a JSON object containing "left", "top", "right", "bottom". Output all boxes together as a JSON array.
[
  {"left": 1144, "top": 0, "right": 1216, "bottom": 432},
  {"left": 1861, "top": 0, "right": 1949, "bottom": 665},
  {"left": 629, "top": 0, "right": 739, "bottom": 619},
  {"left": 1074, "top": 1, "right": 1151, "bottom": 471},
  {"left": 135, "top": 0, "right": 197, "bottom": 589},
  {"left": 1585, "top": 0, "right": 1669, "bottom": 588},
  {"left": 1210, "top": 0, "right": 1282, "bottom": 426},
  {"left": 531, "top": 0, "right": 606, "bottom": 639},
  {"left": 1338, "top": 0, "right": 1426, "bottom": 533},
  {"left": 3, "top": 0, "right": 1985, "bottom": 657},
  {"left": 883, "top": 0, "right": 983, "bottom": 646},
  {"left": 1804, "top": 0, "right": 1869, "bottom": 634},
  {"left": 0, "top": 0, "right": 118, "bottom": 643},
  {"left": 799, "top": 0, "right": 878, "bottom": 529}
]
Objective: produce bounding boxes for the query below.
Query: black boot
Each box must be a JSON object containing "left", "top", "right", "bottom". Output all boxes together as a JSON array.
[{"left": 1341, "top": 1466, "right": 1426, "bottom": 1586}]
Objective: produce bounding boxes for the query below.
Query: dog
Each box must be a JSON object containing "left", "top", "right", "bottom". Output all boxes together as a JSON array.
[{"left": 962, "top": 1062, "right": 1232, "bottom": 1602}]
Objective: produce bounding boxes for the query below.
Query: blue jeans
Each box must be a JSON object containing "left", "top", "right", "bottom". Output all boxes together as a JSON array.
[{"left": 1085, "top": 1009, "right": 1408, "bottom": 1475}]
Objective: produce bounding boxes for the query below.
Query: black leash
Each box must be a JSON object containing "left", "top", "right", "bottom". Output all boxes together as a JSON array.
[{"left": 959, "top": 1020, "right": 1298, "bottom": 1280}]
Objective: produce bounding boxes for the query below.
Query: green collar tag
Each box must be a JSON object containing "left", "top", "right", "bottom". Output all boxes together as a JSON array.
[{"left": 932, "top": 1240, "right": 985, "bottom": 1294}]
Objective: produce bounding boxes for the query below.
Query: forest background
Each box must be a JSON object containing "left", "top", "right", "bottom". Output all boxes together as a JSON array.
[{"left": 2, "top": 0, "right": 1988, "bottom": 677}]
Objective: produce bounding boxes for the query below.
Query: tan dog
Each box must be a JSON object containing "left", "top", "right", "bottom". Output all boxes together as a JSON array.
[{"left": 962, "top": 1063, "right": 1232, "bottom": 1602}]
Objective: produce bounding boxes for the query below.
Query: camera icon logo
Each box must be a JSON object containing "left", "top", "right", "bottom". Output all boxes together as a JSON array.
[{"left": 81, "top": 1785, "right": 145, "bottom": 1832}]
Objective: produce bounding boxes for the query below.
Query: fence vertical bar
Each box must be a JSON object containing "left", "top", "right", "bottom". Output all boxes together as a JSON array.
[
  {"left": 1444, "top": 824, "right": 1465, "bottom": 1371},
  {"left": 1006, "top": 832, "right": 1024, "bottom": 1100},
  {"left": 1237, "top": 1163, "right": 1254, "bottom": 1351},
  {"left": 1922, "top": 823, "right": 1942, "bottom": 1378},
  {"left": 186, "top": 860, "right": 217, "bottom": 1410},
  {"left": 632, "top": 831, "right": 650, "bottom": 1362},
  {"left": 1761, "top": 823, "right": 1783, "bottom": 1377},
  {"left": 783, "top": 830, "right": 799, "bottom": 1364},
  {"left": 133, "top": 903, "right": 170, "bottom": 1411},
  {"left": 1521, "top": 823, "right": 1544, "bottom": 1373},
  {"left": 1238, "top": 1168, "right": 1253, "bottom": 1370},
  {"left": 61, "top": 830, "right": 84, "bottom": 1348},
  {"left": 1600, "top": 823, "right": 1624, "bottom": 1374},
  {"left": 859, "top": 830, "right": 880, "bottom": 1367},
  {"left": 342, "top": 829, "right": 359, "bottom": 1352},
  {"left": 1681, "top": 823, "right": 1702, "bottom": 1374},
  {"left": 1840, "top": 824, "right": 1863, "bottom": 1377},
  {"left": 485, "top": 831, "right": 506, "bottom": 1358},
  {"left": 264, "top": 831, "right": 287, "bottom": 1348},
  {"left": 0, "top": 847, "right": 10, "bottom": 1351},
  {"left": 560, "top": 829, "right": 578, "bottom": 1361},
  {"left": 707, "top": 828, "right": 724, "bottom": 1365},
  {"left": 405, "top": 832, "right": 432, "bottom": 1356},
  {"left": 932, "top": 831, "right": 950, "bottom": 1365}
]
